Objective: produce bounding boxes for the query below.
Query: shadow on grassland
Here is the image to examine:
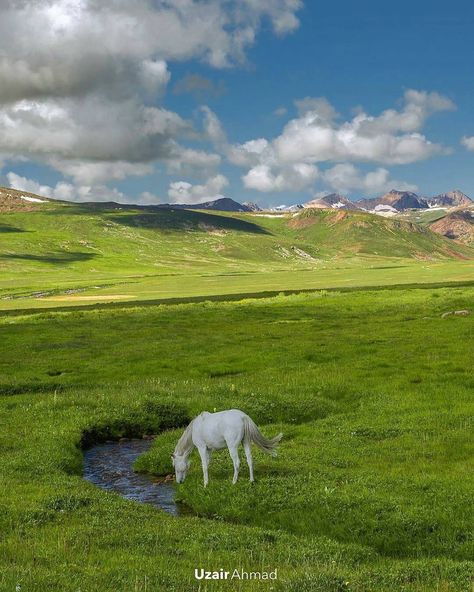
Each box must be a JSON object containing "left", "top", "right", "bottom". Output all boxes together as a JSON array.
[
  {"left": 0, "top": 223, "right": 27, "bottom": 233},
  {"left": 1, "top": 251, "right": 97, "bottom": 264},
  {"left": 105, "top": 210, "right": 271, "bottom": 235},
  {"left": 42, "top": 200, "right": 271, "bottom": 234}
]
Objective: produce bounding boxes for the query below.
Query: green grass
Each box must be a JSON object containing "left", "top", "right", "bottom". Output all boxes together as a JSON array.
[
  {"left": 1, "top": 201, "right": 473, "bottom": 311},
  {"left": 1, "top": 287, "right": 473, "bottom": 590}
]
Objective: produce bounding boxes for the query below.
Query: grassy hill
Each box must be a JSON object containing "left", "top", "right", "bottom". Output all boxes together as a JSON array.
[{"left": 1, "top": 190, "right": 474, "bottom": 310}]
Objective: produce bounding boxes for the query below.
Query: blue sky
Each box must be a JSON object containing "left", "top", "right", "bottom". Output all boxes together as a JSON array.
[{"left": 1, "top": 0, "right": 473, "bottom": 207}]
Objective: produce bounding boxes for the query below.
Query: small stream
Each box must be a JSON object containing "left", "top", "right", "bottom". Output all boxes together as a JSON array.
[{"left": 83, "top": 439, "right": 189, "bottom": 516}]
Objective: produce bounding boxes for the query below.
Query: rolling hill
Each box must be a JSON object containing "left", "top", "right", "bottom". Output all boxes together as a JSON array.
[
  {"left": 286, "top": 207, "right": 472, "bottom": 259},
  {"left": 1, "top": 186, "right": 471, "bottom": 272},
  {"left": 1, "top": 186, "right": 474, "bottom": 310}
]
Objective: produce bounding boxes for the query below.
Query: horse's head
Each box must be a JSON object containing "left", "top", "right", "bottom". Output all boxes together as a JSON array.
[{"left": 171, "top": 453, "right": 190, "bottom": 483}]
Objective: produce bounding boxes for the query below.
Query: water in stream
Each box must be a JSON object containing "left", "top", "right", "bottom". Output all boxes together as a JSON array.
[{"left": 83, "top": 439, "right": 188, "bottom": 516}]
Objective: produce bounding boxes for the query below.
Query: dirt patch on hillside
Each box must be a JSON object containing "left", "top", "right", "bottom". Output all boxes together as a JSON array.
[
  {"left": 288, "top": 214, "right": 319, "bottom": 229},
  {"left": 0, "top": 187, "right": 49, "bottom": 212},
  {"left": 197, "top": 222, "right": 227, "bottom": 235},
  {"left": 288, "top": 209, "right": 349, "bottom": 229},
  {"left": 329, "top": 211, "right": 348, "bottom": 224}
]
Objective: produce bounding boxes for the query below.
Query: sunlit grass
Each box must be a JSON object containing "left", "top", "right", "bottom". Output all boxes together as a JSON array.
[{"left": 0, "top": 287, "right": 473, "bottom": 590}]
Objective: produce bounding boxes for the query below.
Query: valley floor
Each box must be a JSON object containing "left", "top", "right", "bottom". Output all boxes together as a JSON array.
[
  {"left": 2, "top": 260, "right": 474, "bottom": 311},
  {"left": 1, "top": 286, "right": 473, "bottom": 591}
]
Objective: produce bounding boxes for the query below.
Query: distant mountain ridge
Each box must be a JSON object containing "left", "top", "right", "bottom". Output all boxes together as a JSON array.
[
  {"left": 356, "top": 190, "right": 426, "bottom": 211},
  {"left": 426, "top": 190, "right": 472, "bottom": 209},
  {"left": 304, "top": 194, "right": 356, "bottom": 210},
  {"left": 304, "top": 189, "right": 473, "bottom": 213},
  {"left": 157, "top": 197, "right": 252, "bottom": 212},
  {"left": 1, "top": 184, "right": 472, "bottom": 217}
]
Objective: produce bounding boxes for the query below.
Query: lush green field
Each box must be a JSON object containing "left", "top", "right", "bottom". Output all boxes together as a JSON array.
[
  {"left": 1, "top": 287, "right": 473, "bottom": 591},
  {"left": 2, "top": 200, "right": 474, "bottom": 311}
]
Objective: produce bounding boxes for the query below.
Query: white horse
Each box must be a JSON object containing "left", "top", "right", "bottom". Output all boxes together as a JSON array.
[{"left": 171, "top": 409, "right": 282, "bottom": 486}]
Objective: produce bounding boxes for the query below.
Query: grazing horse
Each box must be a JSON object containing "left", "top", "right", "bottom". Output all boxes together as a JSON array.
[{"left": 171, "top": 409, "right": 283, "bottom": 486}]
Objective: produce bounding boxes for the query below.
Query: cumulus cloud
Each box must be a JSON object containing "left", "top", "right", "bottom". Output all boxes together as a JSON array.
[
  {"left": 461, "top": 136, "right": 474, "bottom": 151},
  {"left": 0, "top": 0, "right": 302, "bottom": 103},
  {"left": 0, "top": 1, "right": 302, "bottom": 194},
  {"left": 202, "top": 106, "right": 229, "bottom": 147},
  {"left": 243, "top": 163, "right": 318, "bottom": 192},
  {"left": 164, "top": 147, "right": 222, "bottom": 177},
  {"left": 50, "top": 160, "right": 155, "bottom": 185},
  {"left": 322, "top": 164, "right": 418, "bottom": 195},
  {"left": 273, "top": 90, "right": 453, "bottom": 165},
  {"left": 294, "top": 96, "right": 339, "bottom": 121},
  {"left": 6, "top": 171, "right": 128, "bottom": 203},
  {"left": 0, "top": 96, "right": 191, "bottom": 163},
  {"left": 168, "top": 174, "right": 229, "bottom": 204},
  {"left": 202, "top": 90, "right": 454, "bottom": 195}
]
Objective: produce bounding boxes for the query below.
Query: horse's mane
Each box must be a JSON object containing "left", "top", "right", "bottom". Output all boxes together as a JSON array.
[{"left": 174, "top": 418, "right": 194, "bottom": 456}]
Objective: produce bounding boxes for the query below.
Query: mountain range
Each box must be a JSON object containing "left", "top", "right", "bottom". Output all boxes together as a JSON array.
[{"left": 300, "top": 189, "right": 472, "bottom": 213}]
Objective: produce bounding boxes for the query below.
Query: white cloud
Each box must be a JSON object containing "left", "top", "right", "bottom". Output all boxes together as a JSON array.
[
  {"left": 0, "top": 1, "right": 302, "bottom": 190},
  {"left": 294, "top": 96, "right": 338, "bottom": 121},
  {"left": 168, "top": 174, "right": 229, "bottom": 204},
  {"left": 461, "top": 136, "right": 474, "bottom": 151},
  {"left": 202, "top": 106, "right": 228, "bottom": 147},
  {"left": 165, "top": 148, "right": 222, "bottom": 177},
  {"left": 322, "top": 164, "right": 418, "bottom": 195},
  {"left": 202, "top": 90, "right": 453, "bottom": 194},
  {"left": 243, "top": 163, "right": 318, "bottom": 192},
  {"left": 50, "top": 160, "right": 154, "bottom": 185},
  {"left": 273, "top": 90, "right": 453, "bottom": 165},
  {"left": 7, "top": 171, "right": 128, "bottom": 203},
  {"left": 228, "top": 139, "right": 271, "bottom": 167},
  {"left": 0, "top": 96, "right": 190, "bottom": 157},
  {"left": 0, "top": 1, "right": 303, "bottom": 103},
  {"left": 7, "top": 172, "right": 57, "bottom": 199},
  {"left": 139, "top": 60, "right": 171, "bottom": 95}
]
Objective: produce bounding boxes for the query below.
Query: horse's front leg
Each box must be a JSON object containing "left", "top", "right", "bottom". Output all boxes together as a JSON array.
[
  {"left": 197, "top": 446, "right": 209, "bottom": 487},
  {"left": 228, "top": 445, "right": 240, "bottom": 485}
]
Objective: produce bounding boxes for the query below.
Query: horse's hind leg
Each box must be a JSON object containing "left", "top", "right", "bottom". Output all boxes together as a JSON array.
[
  {"left": 243, "top": 440, "right": 254, "bottom": 483},
  {"left": 197, "top": 446, "right": 209, "bottom": 487},
  {"left": 228, "top": 445, "right": 240, "bottom": 485}
]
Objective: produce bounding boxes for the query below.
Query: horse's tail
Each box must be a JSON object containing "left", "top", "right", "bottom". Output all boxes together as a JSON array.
[{"left": 243, "top": 416, "right": 283, "bottom": 457}]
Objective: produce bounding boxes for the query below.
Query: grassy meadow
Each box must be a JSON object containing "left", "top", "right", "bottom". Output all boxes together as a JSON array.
[
  {"left": 2, "top": 199, "right": 474, "bottom": 311},
  {"left": 1, "top": 286, "right": 473, "bottom": 591},
  {"left": 1, "top": 199, "right": 474, "bottom": 590}
]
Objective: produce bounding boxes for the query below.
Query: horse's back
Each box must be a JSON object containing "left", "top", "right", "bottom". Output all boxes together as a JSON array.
[
  {"left": 193, "top": 409, "right": 247, "bottom": 448},
  {"left": 212, "top": 409, "right": 248, "bottom": 420}
]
